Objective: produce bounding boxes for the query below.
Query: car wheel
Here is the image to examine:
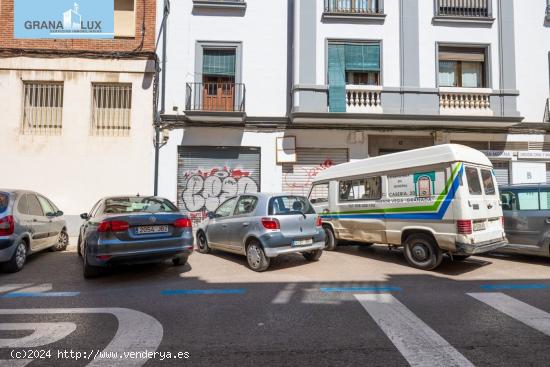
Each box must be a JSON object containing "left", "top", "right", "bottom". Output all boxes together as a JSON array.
[
  {"left": 303, "top": 249, "right": 323, "bottom": 261},
  {"left": 196, "top": 231, "right": 211, "bottom": 254},
  {"left": 452, "top": 255, "right": 471, "bottom": 261},
  {"left": 83, "top": 243, "right": 102, "bottom": 279},
  {"left": 4, "top": 241, "right": 27, "bottom": 273},
  {"left": 403, "top": 233, "right": 443, "bottom": 271},
  {"left": 52, "top": 230, "right": 69, "bottom": 252},
  {"left": 323, "top": 225, "right": 338, "bottom": 251},
  {"left": 246, "top": 240, "right": 270, "bottom": 272},
  {"left": 172, "top": 256, "right": 188, "bottom": 266}
]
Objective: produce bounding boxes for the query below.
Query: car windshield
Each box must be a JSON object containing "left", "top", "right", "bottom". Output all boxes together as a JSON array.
[
  {"left": 103, "top": 197, "right": 179, "bottom": 214},
  {"left": 0, "top": 193, "right": 8, "bottom": 213},
  {"left": 268, "top": 196, "right": 315, "bottom": 216}
]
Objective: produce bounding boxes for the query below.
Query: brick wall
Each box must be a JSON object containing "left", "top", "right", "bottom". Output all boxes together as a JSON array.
[{"left": 0, "top": 0, "right": 156, "bottom": 52}]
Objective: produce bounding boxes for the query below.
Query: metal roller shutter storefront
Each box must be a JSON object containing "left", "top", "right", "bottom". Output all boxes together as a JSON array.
[
  {"left": 282, "top": 148, "right": 349, "bottom": 196},
  {"left": 177, "top": 146, "right": 261, "bottom": 224},
  {"left": 492, "top": 161, "right": 510, "bottom": 186}
]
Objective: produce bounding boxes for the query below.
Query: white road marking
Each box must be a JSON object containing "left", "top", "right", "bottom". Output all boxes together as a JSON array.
[
  {"left": 354, "top": 294, "right": 474, "bottom": 367},
  {"left": 272, "top": 283, "right": 296, "bottom": 304},
  {"left": 0, "top": 322, "right": 77, "bottom": 348},
  {"left": 0, "top": 308, "right": 163, "bottom": 367},
  {"left": 468, "top": 292, "right": 550, "bottom": 337},
  {"left": 0, "top": 360, "right": 33, "bottom": 367},
  {"left": 0, "top": 285, "right": 32, "bottom": 294},
  {"left": 11, "top": 284, "right": 53, "bottom": 294}
]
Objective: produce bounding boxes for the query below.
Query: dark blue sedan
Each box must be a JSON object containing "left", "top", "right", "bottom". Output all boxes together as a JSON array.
[{"left": 78, "top": 196, "right": 193, "bottom": 278}]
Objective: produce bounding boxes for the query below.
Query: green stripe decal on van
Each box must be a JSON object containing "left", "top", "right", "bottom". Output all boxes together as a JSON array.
[{"left": 322, "top": 163, "right": 463, "bottom": 217}]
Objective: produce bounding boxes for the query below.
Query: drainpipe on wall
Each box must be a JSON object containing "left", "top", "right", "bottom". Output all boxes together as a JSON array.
[{"left": 154, "top": 0, "right": 170, "bottom": 196}]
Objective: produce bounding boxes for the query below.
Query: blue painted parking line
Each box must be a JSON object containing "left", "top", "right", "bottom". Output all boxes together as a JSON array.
[
  {"left": 2, "top": 292, "right": 80, "bottom": 298},
  {"left": 480, "top": 284, "right": 549, "bottom": 291},
  {"left": 161, "top": 289, "right": 246, "bottom": 296},
  {"left": 319, "top": 286, "right": 402, "bottom": 293}
]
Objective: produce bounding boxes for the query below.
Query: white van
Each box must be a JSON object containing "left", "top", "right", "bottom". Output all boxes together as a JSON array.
[{"left": 309, "top": 144, "right": 507, "bottom": 270}]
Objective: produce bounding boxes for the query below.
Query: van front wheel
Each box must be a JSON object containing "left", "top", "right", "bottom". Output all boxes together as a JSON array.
[{"left": 403, "top": 234, "right": 443, "bottom": 270}]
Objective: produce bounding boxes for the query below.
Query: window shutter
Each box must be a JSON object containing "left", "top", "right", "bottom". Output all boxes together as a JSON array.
[
  {"left": 344, "top": 44, "right": 380, "bottom": 71},
  {"left": 203, "top": 50, "right": 236, "bottom": 76},
  {"left": 328, "top": 44, "right": 346, "bottom": 113}
]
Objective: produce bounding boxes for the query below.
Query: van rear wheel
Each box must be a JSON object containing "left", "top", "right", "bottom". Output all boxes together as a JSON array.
[
  {"left": 323, "top": 225, "right": 338, "bottom": 251},
  {"left": 403, "top": 234, "right": 443, "bottom": 270}
]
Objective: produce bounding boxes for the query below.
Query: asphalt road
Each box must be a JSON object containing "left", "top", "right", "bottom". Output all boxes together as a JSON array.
[{"left": 1, "top": 243, "right": 550, "bottom": 367}]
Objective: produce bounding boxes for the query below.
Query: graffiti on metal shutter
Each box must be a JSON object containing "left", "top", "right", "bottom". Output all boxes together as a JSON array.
[
  {"left": 283, "top": 159, "right": 334, "bottom": 195},
  {"left": 181, "top": 166, "right": 259, "bottom": 223}
]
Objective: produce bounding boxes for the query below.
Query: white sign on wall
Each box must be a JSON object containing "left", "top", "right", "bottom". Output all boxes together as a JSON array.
[
  {"left": 481, "top": 150, "right": 514, "bottom": 159},
  {"left": 511, "top": 161, "right": 547, "bottom": 184},
  {"left": 518, "top": 151, "right": 550, "bottom": 160}
]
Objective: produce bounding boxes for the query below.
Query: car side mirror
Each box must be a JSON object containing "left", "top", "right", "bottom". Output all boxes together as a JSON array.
[
  {"left": 207, "top": 211, "right": 215, "bottom": 219},
  {"left": 80, "top": 213, "right": 89, "bottom": 220}
]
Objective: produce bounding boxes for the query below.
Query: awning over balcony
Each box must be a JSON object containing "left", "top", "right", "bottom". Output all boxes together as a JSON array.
[
  {"left": 328, "top": 43, "right": 381, "bottom": 112},
  {"left": 203, "top": 49, "right": 236, "bottom": 76}
]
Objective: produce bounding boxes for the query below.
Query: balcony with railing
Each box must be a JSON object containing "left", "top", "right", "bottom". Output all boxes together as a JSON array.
[
  {"left": 434, "top": 0, "right": 493, "bottom": 23},
  {"left": 345, "top": 85, "right": 383, "bottom": 113},
  {"left": 185, "top": 82, "right": 246, "bottom": 122},
  {"left": 323, "top": 0, "right": 385, "bottom": 20},
  {"left": 546, "top": 3, "right": 550, "bottom": 21},
  {"left": 192, "top": 0, "right": 246, "bottom": 10},
  {"left": 439, "top": 87, "right": 493, "bottom": 116}
]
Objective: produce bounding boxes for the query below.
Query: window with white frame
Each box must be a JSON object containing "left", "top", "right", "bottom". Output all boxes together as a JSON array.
[
  {"left": 438, "top": 47, "right": 486, "bottom": 88},
  {"left": 22, "top": 82, "right": 64, "bottom": 135},
  {"left": 91, "top": 83, "right": 132, "bottom": 136}
]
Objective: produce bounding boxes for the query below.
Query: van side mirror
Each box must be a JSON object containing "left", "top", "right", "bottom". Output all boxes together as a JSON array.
[
  {"left": 80, "top": 213, "right": 89, "bottom": 220},
  {"left": 56, "top": 210, "right": 64, "bottom": 217},
  {"left": 207, "top": 211, "right": 215, "bottom": 219}
]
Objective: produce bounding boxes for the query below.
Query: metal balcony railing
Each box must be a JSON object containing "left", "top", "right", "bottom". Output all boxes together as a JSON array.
[
  {"left": 546, "top": 3, "right": 550, "bottom": 21},
  {"left": 435, "top": 0, "right": 491, "bottom": 18},
  {"left": 185, "top": 82, "right": 246, "bottom": 112},
  {"left": 324, "top": 0, "right": 383, "bottom": 15}
]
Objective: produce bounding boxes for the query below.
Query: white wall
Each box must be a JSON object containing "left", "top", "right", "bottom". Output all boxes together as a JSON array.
[
  {"left": 160, "top": 0, "right": 289, "bottom": 117},
  {"left": 0, "top": 58, "right": 154, "bottom": 232},
  {"left": 515, "top": 0, "right": 550, "bottom": 122}
]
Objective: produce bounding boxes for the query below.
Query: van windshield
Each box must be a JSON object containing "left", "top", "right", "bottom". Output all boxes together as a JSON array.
[
  {"left": 480, "top": 169, "right": 496, "bottom": 195},
  {"left": 465, "top": 167, "right": 482, "bottom": 195},
  {"left": 0, "top": 193, "right": 8, "bottom": 213},
  {"left": 268, "top": 196, "right": 315, "bottom": 216}
]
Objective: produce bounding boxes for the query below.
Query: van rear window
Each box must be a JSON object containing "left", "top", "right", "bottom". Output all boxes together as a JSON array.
[
  {"left": 0, "top": 193, "right": 8, "bottom": 213},
  {"left": 480, "top": 169, "right": 496, "bottom": 195},
  {"left": 465, "top": 167, "right": 482, "bottom": 195}
]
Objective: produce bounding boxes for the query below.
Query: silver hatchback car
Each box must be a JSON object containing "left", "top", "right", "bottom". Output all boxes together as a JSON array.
[{"left": 196, "top": 193, "right": 325, "bottom": 271}]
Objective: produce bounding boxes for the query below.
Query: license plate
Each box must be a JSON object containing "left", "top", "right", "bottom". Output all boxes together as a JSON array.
[
  {"left": 292, "top": 238, "right": 313, "bottom": 247},
  {"left": 473, "top": 221, "right": 486, "bottom": 231},
  {"left": 136, "top": 225, "right": 169, "bottom": 235}
]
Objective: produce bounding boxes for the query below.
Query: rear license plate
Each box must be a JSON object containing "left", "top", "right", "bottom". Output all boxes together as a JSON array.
[
  {"left": 473, "top": 221, "right": 486, "bottom": 231},
  {"left": 136, "top": 225, "right": 169, "bottom": 235},
  {"left": 292, "top": 238, "right": 313, "bottom": 247}
]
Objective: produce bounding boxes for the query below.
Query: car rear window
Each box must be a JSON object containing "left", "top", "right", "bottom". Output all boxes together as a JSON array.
[
  {"left": 103, "top": 197, "right": 179, "bottom": 214},
  {"left": 465, "top": 167, "right": 482, "bottom": 195},
  {"left": 268, "top": 196, "right": 315, "bottom": 216},
  {"left": 481, "top": 169, "right": 496, "bottom": 195},
  {"left": 0, "top": 193, "right": 8, "bottom": 213}
]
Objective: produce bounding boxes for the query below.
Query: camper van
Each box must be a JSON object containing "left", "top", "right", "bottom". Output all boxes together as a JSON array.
[{"left": 309, "top": 144, "right": 507, "bottom": 270}]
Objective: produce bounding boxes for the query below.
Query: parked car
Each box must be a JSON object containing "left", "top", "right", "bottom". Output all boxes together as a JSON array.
[
  {"left": 78, "top": 195, "right": 193, "bottom": 278},
  {"left": 0, "top": 189, "right": 67, "bottom": 273},
  {"left": 310, "top": 144, "right": 508, "bottom": 270},
  {"left": 196, "top": 193, "right": 325, "bottom": 272},
  {"left": 499, "top": 184, "right": 550, "bottom": 257}
]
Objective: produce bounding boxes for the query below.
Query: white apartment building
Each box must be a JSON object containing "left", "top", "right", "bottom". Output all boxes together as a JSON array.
[{"left": 157, "top": 0, "right": 550, "bottom": 223}]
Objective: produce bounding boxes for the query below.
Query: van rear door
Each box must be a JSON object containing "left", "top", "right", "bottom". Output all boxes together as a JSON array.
[{"left": 463, "top": 165, "right": 503, "bottom": 243}]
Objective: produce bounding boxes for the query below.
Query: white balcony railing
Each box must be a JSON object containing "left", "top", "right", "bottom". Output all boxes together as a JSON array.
[
  {"left": 439, "top": 87, "right": 493, "bottom": 116},
  {"left": 345, "top": 85, "right": 383, "bottom": 113}
]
